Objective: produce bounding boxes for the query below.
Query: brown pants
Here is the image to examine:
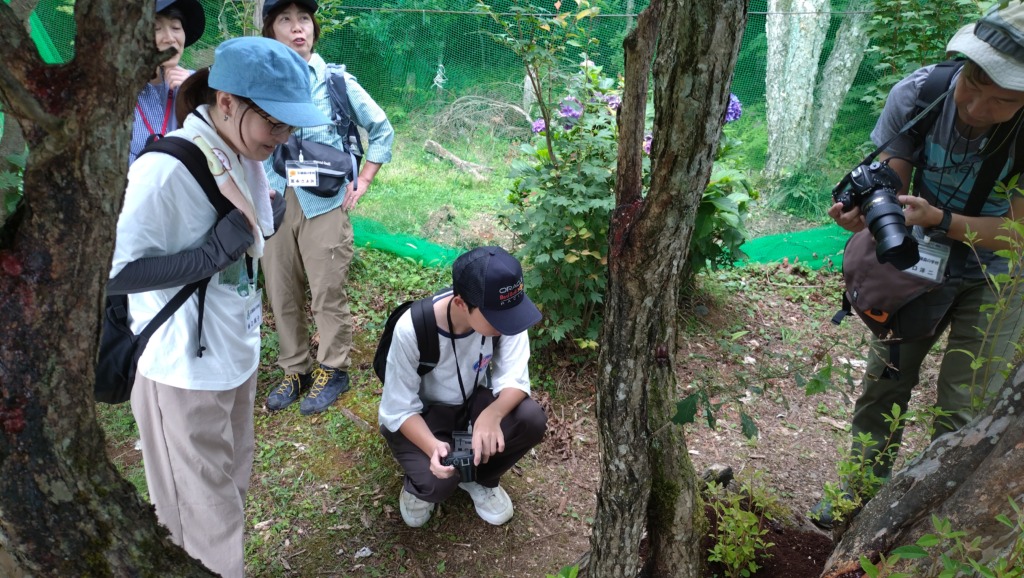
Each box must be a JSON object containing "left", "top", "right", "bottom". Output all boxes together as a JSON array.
[
  {"left": 131, "top": 372, "right": 257, "bottom": 578},
  {"left": 380, "top": 390, "right": 547, "bottom": 503},
  {"left": 263, "top": 188, "right": 355, "bottom": 373}
]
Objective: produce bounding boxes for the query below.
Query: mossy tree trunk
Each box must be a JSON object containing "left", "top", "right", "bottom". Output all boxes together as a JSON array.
[
  {"left": 588, "top": 1, "right": 748, "bottom": 576},
  {"left": 0, "top": 2, "right": 215, "bottom": 575}
]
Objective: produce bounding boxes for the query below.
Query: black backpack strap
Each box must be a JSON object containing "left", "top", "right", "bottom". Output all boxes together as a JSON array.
[
  {"left": 142, "top": 136, "right": 234, "bottom": 218},
  {"left": 882, "top": 344, "right": 901, "bottom": 381},
  {"left": 410, "top": 297, "right": 440, "bottom": 376},
  {"left": 907, "top": 60, "right": 964, "bottom": 144},
  {"left": 137, "top": 136, "right": 232, "bottom": 357},
  {"left": 966, "top": 107, "right": 1024, "bottom": 216},
  {"left": 325, "top": 67, "right": 364, "bottom": 191},
  {"left": 136, "top": 278, "right": 207, "bottom": 342}
]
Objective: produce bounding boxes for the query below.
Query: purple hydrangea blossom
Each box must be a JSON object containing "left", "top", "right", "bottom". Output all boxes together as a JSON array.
[
  {"left": 531, "top": 118, "right": 547, "bottom": 133},
  {"left": 725, "top": 93, "right": 742, "bottom": 123},
  {"left": 558, "top": 97, "right": 583, "bottom": 120},
  {"left": 603, "top": 94, "right": 622, "bottom": 111},
  {"left": 643, "top": 133, "right": 653, "bottom": 155}
]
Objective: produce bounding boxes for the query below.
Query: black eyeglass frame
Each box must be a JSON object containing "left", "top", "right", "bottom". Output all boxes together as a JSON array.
[{"left": 249, "top": 104, "right": 298, "bottom": 136}]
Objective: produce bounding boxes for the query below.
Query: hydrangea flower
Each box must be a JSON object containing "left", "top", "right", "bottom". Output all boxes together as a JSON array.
[
  {"left": 531, "top": 118, "right": 547, "bottom": 133},
  {"left": 725, "top": 93, "right": 742, "bottom": 123},
  {"left": 603, "top": 94, "right": 621, "bottom": 111},
  {"left": 558, "top": 97, "right": 583, "bottom": 120},
  {"left": 643, "top": 133, "right": 653, "bottom": 155}
]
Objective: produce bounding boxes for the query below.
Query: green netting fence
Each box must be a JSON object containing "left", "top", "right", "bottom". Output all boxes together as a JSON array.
[{"left": 10, "top": 0, "right": 879, "bottom": 269}]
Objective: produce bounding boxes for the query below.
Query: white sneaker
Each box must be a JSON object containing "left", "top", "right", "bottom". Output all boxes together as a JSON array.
[
  {"left": 399, "top": 489, "right": 434, "bottom": 528},
  {"left": 458, "top": 482, "right": 514, "bottom": 525}
]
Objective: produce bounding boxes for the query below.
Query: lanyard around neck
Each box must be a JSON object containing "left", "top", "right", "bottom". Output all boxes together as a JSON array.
[
  {"left": 446, "top": 297, "right": 485, "bottom": 408},
  {"left": 137, "top": 89, "right": 174, "bottom": 138}
]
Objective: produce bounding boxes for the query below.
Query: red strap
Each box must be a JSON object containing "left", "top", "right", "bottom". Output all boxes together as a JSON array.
[{"left": 135, "top": 90, "right": 174, "bottom": 136}]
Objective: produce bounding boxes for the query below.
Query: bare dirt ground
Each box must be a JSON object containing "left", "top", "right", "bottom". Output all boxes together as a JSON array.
[{"left": 103, "top": 241, "right": 946, "bottom": 578}]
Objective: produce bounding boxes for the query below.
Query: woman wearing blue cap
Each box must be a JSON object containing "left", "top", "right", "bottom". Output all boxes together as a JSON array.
[
  {"left": 129, "top": 0, "right": 205, "bottom": 165},
  {"left": 260, "top": 0, "right": 395, "bottom": 416},
  {"left": 108, "top": 37, "right": 330, "bottom": 577}
]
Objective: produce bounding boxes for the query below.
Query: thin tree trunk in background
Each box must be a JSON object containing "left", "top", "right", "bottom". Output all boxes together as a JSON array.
[
  {"left": 589, "top": 0, "right": 748, "bottom": 575},
  {"left": 821, "top": 362, "right": 1024, "bottom": 577},
  {"left": 764, "top": 0, "right": 829, "bottom": 178},
  {"left": 0, "top": 2, "right": 216, "bottom": 574},
  {"left": 808, "top": 0, "right": 871, "bottom": 162}
]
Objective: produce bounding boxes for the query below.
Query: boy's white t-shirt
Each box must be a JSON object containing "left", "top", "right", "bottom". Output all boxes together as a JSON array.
[{"left": 378, "top": 291, "right": 533, "bottom": 432}]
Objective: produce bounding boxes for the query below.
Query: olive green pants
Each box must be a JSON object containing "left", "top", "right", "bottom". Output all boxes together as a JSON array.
[
  {"left": 263, "top": 188, "right": 355, "bottom": 374},
  {"left": 850, "top": 277, "right": 1024, "bottom": 478}
]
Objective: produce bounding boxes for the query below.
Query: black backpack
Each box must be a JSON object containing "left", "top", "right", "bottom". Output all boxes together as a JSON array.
[
  {"left": 373, "top": 296, "right": 440, "bottom": 384},
  {"left": 325, "top": 64, "right": 365, "bottom": 167},
  {"left": 95, "top": 137, "right": 232, "bottom": 404}
]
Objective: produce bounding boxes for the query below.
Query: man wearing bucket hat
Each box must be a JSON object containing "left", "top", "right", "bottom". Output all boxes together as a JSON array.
[
  {"left": 378, "top": 246, "right": 547, "bottom": 528},
  {"left": 109, "top": 37, "right": 329, "bottom": 577},
  {"left": 817, "top": 1, "right": 1024, "bottom": 529},
  {"left": 128, "top": 0, "right": 206, "bottom": 164}
]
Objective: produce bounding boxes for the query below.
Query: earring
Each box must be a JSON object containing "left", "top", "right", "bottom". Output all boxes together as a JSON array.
[{"left": 223, "top": 114, "right": 229, "bottom": 121}]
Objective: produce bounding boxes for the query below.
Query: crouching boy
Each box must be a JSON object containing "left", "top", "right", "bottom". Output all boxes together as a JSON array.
[{"left": 378, "top": 246, "right": 547, "bottom": 527}]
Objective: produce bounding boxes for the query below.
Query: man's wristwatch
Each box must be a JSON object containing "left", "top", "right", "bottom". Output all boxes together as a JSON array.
[{"left": 932, "top": 208, "right": 953, "bottom": 236}]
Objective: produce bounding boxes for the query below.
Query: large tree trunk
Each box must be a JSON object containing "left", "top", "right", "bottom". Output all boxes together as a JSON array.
[
  {"left": 588, "top": 1, "right": 747, "bottom": 576},
  {"left": 807, "top": 0, "right": 871, "bottom": 162},
  {"left": 764, "top": 0, "right": 830, "bottom": 178},
  {"left": 0, "top": 2, "right": 215, "bottom": 575},
  {"left": 821, "top": 362, "right": 1024, "bottom": 577}
]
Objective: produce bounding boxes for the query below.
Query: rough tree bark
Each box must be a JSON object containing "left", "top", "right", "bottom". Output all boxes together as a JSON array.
[
  {"left": 588, "top": 1, "right": 748, "bottom": 576},
  {"left": 807, "top": 0, "right": 871, "bottom": 162},
  {"left": 820, "top": 362, "right": 1024, "bottom": 577},
  {"left": 0, "top": 2, "right": 216, "bottom": 575},
  {"left": 764, "top": 0, "right": 830, "bottom": 178}
]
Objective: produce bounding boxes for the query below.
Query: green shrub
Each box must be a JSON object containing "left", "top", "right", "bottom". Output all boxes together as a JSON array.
[
  {"left": 503, "top": 64, "right": 756, "bottom": 350},
  {"left": 705, "top": 471, "right": 779, "bottom": 578}
]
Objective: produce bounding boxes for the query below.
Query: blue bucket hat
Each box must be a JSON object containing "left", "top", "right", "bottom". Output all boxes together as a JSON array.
[
  {"left": 208, "top": 37, "right": 330, "bottom": 128},
  {"left": 155, "top": 0, "right": 206, "bottom": 47}
]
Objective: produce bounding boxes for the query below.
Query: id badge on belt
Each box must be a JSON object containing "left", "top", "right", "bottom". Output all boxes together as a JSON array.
[
  {"left": 286, "top": 160, "right": 319, "bottom": 188},
  {"left": 905, "top": 228, "right": 950, "bottom": 282}
]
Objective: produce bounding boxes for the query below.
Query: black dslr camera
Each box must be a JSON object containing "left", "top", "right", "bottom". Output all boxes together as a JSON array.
[
  {"left": 832, "top": 160, "right": 919, "bottom": 270},
  {"left": 441, "top": 431, "right": 475, "bottom": 483}
]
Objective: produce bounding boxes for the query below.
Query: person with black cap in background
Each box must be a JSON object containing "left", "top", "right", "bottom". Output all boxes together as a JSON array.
[
  {"left": 129, "top": 0, "right": 206, "bottom": 165},
  {"left": 378, "top": 246, "right": 547, "bottom": 528},
  {"left": 260, "top": 0, "right": 394, "bottom": 416}
]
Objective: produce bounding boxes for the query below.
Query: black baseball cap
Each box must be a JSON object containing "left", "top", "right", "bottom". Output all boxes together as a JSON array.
[
  {"left": 262, "top": 0, "right": 320, "bottom": 20},
  {"left": 452, "top": 246, "right": 542, "bottom": 336},
  {"left": 155, "top": 0, "right": 206, "bottom": 47}
]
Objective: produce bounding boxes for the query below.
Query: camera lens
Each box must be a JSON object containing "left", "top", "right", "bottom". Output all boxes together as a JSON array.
[{"left": 862, "top": 192, "right": 919, "bottom": 270}]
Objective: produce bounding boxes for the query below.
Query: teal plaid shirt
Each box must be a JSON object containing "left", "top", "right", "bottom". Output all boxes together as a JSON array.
[{"left": 264, "top": 53, "right": 394, "bottom": 219}]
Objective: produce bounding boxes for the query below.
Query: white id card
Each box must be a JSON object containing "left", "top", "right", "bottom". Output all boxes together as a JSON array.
[
  {"left": 245, "top": 289, "right": 263, "bottom": 333},
  {"left": 905, "top": 240, "right": 950, "bottom": 282},
  {"left": 286, "top": 161, "right": 319, "bottom": 188}
]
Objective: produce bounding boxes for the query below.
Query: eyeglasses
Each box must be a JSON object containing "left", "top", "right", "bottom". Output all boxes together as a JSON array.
[{"left": 250, "top": 106, "right": 298, "bottom": 136}]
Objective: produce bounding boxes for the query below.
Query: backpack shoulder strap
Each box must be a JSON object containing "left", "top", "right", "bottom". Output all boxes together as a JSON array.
[
  {"left": 964, "top": 107, "right": 1024, "bottom": 216},
  {"left": 908, "top": 59, "right": 964, "bottom": 143},
  {"left": 410, "top": 296, "right": 440, "bottom": 376},
  {"left": 142, "top": 136, "right": 233, "bottom": 218},
  {"left": 136, "top": 136, "right": 229, "bottom": 356}
]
